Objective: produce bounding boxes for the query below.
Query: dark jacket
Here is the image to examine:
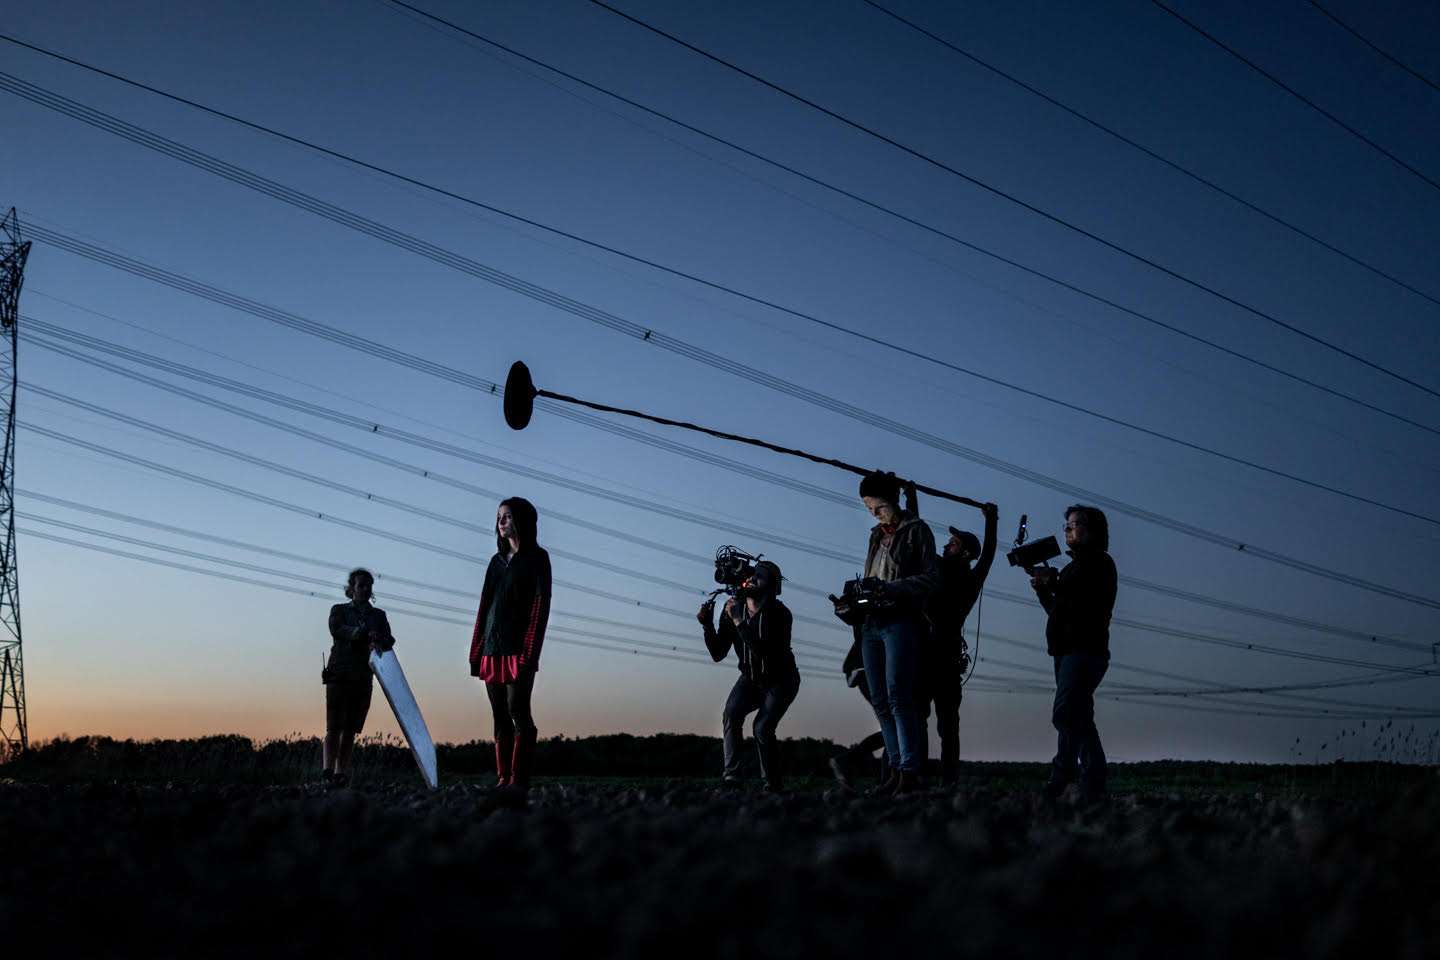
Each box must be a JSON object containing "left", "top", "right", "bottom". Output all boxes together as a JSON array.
[
  {"left": 926, "top": 510, "right": 998, "bottom": 661},
  {"left": 327, "top": 602, "right": 394, "bottom": 681},
  {"left": 862, "top": 512, "right": 939, "bottom": 614},
  {"left": 469, "top": 546, "right": 552, "bottom": 675},
  {"left": 704, "top": 599, "right": 800, "bottom": 689},
  {"left": 1034, "top": 547, "right": 1117, "bottom": 658}
]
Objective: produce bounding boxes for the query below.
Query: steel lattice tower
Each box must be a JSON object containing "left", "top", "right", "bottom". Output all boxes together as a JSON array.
[{"left": 0, "top": 209, "right": 30, "bottom": 756}]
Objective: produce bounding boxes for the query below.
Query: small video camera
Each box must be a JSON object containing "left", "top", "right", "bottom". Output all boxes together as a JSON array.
[
  {"left": 829, "top": 576, "right": 893, "bottom": 625},
  {"left": 1006, "top": 514, "right": 1061, "bottom": 571}
]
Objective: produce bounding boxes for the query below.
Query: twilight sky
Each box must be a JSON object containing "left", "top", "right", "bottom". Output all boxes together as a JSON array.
[{"left": 3, "top": 0, "right": 1438, "bottom": 762}]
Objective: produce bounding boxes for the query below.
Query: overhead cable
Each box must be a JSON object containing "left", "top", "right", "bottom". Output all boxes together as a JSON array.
[
  {"left": 5, "top": 36, "right": 1436, "bottom": 486},
  {"left": 1305, "top": 0, "right": 1440, "bottom": 96},
  {"left": 15, "top": 224, "right": 1440, "bottom": 607},
  {"left": 373, "top": 1, "right": 1440, "bottom": 436},
  {"left": 587, "top": 1, "right": 1440, "bottom": 398},
  {"left": 859, "top": 0, "right": 1440, "bottom": 309},
  {"left": 27, "top": 315, "right": 1434, "bottom": 649},
  {"left": 1149, "top": 0, "right": 1440, "bottom": 193}
]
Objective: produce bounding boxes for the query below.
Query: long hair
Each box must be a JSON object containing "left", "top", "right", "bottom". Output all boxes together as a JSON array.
[
  {"left": 496, "top": 497, "right": 539, "bottom": 556},
  {"left": 1065, "top": 504, "right": 1109, "bottom": 552}
]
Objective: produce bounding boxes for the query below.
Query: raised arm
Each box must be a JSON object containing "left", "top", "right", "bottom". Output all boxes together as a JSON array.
[{"left": 973, "top": 503, "right": 999, "bottom": 586}]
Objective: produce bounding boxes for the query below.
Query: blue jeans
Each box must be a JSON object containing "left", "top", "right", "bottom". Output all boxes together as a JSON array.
[
  {"left": 1051, "top": 654, "right": 1109, "bottom": 789},
  {"left": 861, "top": 616, "right": 924, "bottom": 773}
]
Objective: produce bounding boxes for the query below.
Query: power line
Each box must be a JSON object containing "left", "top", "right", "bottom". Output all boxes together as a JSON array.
[
  {"left": 18, "top": 217, "right": 1440, "bottom": 610},
  {"left": 980, "top": 587, "right": 1435, "bottom": 669},
  {"left": 588, "top": 0, "right": 1440, "bottom": 400},
  {"left": 5, "top": 36, "right": 1433, "bottom": 502},
  {"left": 22, "top": 379, "right": 854, "bottom": 647},
  {"left": 31, "top": 519, "right": 1428, "bottom": 720},
  {"left": 977, "top": 658, "right": 1440, "bottom": 720},
  {"left": 15, "top": 488, "right": 840, "bottom": 667},
  {"left": 859, "top": 0, "right": 1440, "bottom": 309},
  {"left": 980, "top": 631, "right": 1438, "bottom": 711},
  {"left": 27, "top": 508, "right": 1421, "bottom": 710},
  {"left": 14, "top": 61, "right": 1440, "bottom": 523},
  {"left": 22, "top": 322, "right": 857, "bottom": 566},
  {"left": 27, "top": 316, "right": 1438, "bottom": 648},
  {"left": 19, "top": 223, "right": 861, "bottom": 511},
  {"left": 17, "top": 523, "right": 842, "bottom": 677},
  {"left": 17, "top": 419, "right": 821, "bottom": 642},
  {"left": 28, "top": 410, "right": 1437, "bottom": 677},
  {"left": 1149, "top": 0, "right": 1440, "bottom": 193},
  {"left": 1305, "top": 0, "right": 1440, "bottom": 96},
  {"left": 371, "top": 1, "right": 1440, "bottom": 440},
  {"left": 13, "top": 511, "right": 832, "bottom": 673}
]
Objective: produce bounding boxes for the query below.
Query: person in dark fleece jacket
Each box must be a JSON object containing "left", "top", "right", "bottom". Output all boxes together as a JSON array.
[
  {"left": 698, "top": 560, "right": 800, "bottom": 792},
  {"left": 469, "top": 497, "right": 551, "bottom": 792},
  {"left": 921, "top": 502, "right": 998, "bottom": 784},
  {"left": 1030, "top": 504, "right": 1117, "bottom": 802}
]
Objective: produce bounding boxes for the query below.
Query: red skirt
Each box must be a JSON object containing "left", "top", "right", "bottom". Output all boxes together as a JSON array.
[{"left": 476, "top": 655, "right": 524, "bottom": 684}]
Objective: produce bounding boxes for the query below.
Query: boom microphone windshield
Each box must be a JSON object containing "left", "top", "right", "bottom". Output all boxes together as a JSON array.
[
  {"left": 501, "top": 360, "right": 986, "bottom": 511},
  {"left": 503, "top": 360, "right": 537, "bottom": 430}
]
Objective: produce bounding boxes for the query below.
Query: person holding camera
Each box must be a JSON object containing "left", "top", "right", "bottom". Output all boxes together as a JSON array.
[
  {"left": 323, "top": 567, "right": 395, "bottom": 787},
  {"left": 839, "top": 471, "right": 939, "bottom": 795},
  {"left": 921, "top": 503, "right": 999, "bottom": 784},
  {"left": 697, "top": 560, "right": 800, "bottom": 792},
  {"left": 1029, "top": 505, "right": 1117, "bottom": 802},
  {"left": 469, "top": 497, "right": 551, "bottom": 792}
]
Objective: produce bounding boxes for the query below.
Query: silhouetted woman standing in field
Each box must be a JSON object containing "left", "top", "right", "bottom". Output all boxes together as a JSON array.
[
  {"left": 469, "top": 497, "right": 551, "bottom": 791},
  {"left": 324, "top": 568, "right": 394, "bottom": 787}
]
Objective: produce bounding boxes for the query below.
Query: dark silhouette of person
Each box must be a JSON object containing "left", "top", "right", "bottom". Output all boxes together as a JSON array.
[
  {"left": 1030, "top": 505, "right": 1117, "bottom": 802},
  {"left": 468, "top": 497, "right": 550, "bottom": 792},
  {"left": 920, "top": 503, "right": 998, "bottom": 784},
  {"left": 697, "top": 560, "right": 800, "bottom": 791},
  {"left": 324, "top": 567, "right": 394, "bottom": 787}
]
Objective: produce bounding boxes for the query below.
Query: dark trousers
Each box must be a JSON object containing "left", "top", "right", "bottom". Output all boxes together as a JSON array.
[
  {"left": 722, "top": 673, "right": 799, "bottom": 786},
  {"left": 1051, "top": 654, "right": 1108, "bottom": 789},
  {"left": 920, "top": 658, "right": 963, "bottom": 779}
]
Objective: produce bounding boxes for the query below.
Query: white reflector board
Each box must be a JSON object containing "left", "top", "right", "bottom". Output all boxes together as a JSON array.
[{"left": 370, "top": 649, "right": 438, "bottom": 790}]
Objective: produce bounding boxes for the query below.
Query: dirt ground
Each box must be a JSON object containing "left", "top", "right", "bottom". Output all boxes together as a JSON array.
[{"left": 1, "top": 767, "right": 1435, "bottom": 958}]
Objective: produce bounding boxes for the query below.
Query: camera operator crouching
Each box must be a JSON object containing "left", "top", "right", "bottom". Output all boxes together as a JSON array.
[
  {"left": 833, "top": 471, "right": 939, "bottom": 796},
  {"left": 697, "top": 558, "right": 800, "bottom": 792}
]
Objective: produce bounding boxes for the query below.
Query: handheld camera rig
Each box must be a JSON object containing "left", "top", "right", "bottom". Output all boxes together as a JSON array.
[{"left": 1005, "top": 513, "right": 1061, "bottom": 573}]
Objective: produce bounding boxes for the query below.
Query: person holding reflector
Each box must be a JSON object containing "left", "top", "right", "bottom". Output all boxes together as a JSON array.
[{"left": 323, "top": 567, "right": 394, "bottom": 787}]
